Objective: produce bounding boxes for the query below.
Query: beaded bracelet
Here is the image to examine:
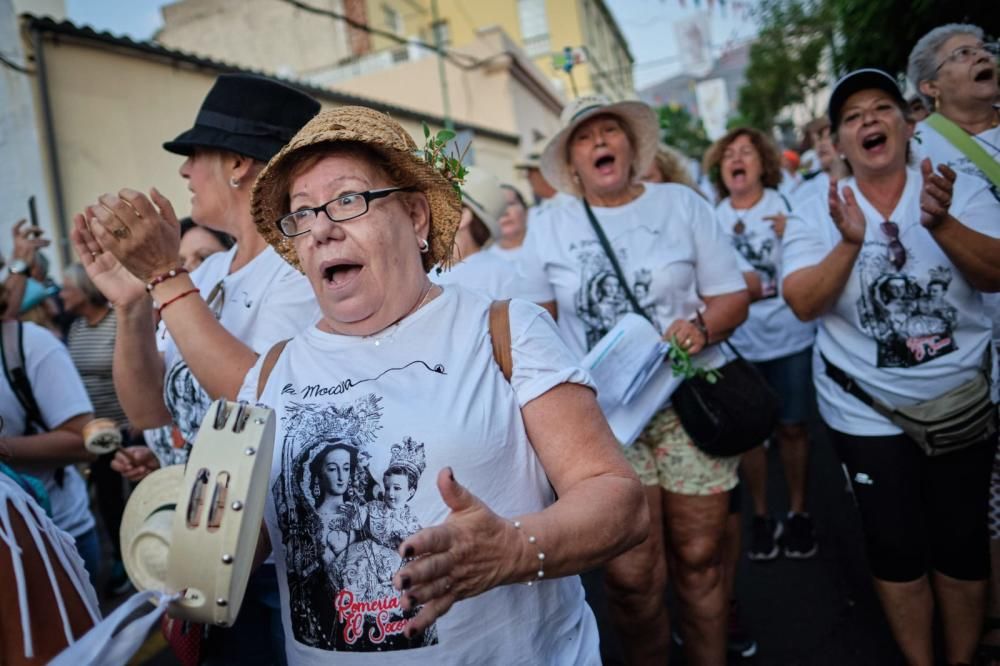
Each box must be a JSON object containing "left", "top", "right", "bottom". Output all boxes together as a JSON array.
[
  {"left": 512, "top": 520, "right": 545, "bottom": 586},
  {"left": 155, "top": 288, "right": 199, "bottom": 314},
  {"left": 146, "top": 267, "right": 189, "bottom": 292}
]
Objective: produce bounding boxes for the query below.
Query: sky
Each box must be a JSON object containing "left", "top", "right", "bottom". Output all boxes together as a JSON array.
[{"left": 63, "top": 0, "right": 758, "bottom": 91}]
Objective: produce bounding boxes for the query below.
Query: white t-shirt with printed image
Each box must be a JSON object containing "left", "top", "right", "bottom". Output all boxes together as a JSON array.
[
  {"left": 517, "top": 182, "right": 747, "bottom": 370},
  {"left": 2, "top": 322, "right": 94, "bottom": 537},
  {"left": 432, "top": 248, "right": 536, "bottom": 300},
  {"left": 782, "top": 167, "right": 998, "bottom": 436},
  {"left": 914, "top": 117, "right": 1000, "bottom": 401},
  {"left": 237, "top": 286, "right": 600, "bottom": 666},
  {"left": 715, "top": 189, "right": 816, "bottom": 361},
  {"left": 156, "top": 244, "right": 318, "bottom": 451}
]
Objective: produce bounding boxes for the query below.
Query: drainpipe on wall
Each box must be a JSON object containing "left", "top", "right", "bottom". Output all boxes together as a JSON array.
[{"left": 30, "top": 24, "right": 70, "bottom": 268}]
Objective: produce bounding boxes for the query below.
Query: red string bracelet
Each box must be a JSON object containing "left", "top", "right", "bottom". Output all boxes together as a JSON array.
[
  {"left": 155, "top": 288, "right": 200, "bottom": 314},
  {"left": 146, "top": 267, "right": 189, "bottom": 292}
]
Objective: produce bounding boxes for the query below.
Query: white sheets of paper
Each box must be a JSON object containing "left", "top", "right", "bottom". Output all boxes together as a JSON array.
[{"left": 580, "top": 314, "right": 684, "bottom": 446}]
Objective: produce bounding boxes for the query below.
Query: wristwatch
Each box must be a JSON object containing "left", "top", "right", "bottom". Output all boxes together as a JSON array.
[{"left": 7, "top": 259, "right": 30, "bottom": 277}]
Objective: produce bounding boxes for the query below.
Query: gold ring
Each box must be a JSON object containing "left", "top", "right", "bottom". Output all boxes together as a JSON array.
[
  {"left": 111, "top": 225, "right": 130, "bottom": 239},
  {"left": 121, "top": 199, "right": 143, "bottom": 219}
]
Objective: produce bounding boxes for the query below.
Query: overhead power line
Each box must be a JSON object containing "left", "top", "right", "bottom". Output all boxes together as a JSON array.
[{"left": 275, "top": 0, "right": 483, "bottom": 70}]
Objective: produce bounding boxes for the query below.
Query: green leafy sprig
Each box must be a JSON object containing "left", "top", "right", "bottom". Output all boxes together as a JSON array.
[
  {"left": 667, "top": 336, "right": 722, "bottom": 384},
  {"left": 420, "top": 122, "right": 470, "bottom": 196}
]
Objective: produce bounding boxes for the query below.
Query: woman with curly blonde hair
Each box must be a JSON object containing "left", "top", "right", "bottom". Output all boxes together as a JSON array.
[{"left": 642, "top": 143, "right": 699, "bottom": 191}]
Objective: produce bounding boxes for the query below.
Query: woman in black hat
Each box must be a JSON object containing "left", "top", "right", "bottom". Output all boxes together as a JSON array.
[
  {"left": 782, "top": 68, "right": 1000, "bottom": 665},
  {"left": 70, "top": 72, "right": 321, "bottom": 665}
]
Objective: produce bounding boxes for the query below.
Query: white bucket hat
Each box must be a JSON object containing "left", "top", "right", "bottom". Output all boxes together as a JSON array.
[
  {"left": 514, "top": 135, "right": 548, "bottom": 170},
  {"left": 540, "top": 94, "right": 660, "bottom": 196},
  {"left": 120, "top": 400, "right": 276, "bottom": 626},
  {"left": 461, "top": 167, "right": 507, "bottom": 241}
]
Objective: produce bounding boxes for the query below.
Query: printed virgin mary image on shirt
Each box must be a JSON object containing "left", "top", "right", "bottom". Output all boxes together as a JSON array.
[{"left": 272, "top": 395, "right": 437, "bottom": 652}]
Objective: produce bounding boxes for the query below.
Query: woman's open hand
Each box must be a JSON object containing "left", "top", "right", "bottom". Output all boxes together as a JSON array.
[
  {"left": 392, "top": 467, "right": 521, "bottom": 638},
  {"left": 763, "top": 212, "right": 787, "bottom": 238},
  {"left": 919, "top": 158, "right": 956, "bottom": 230},
  {"left": 88, "top": 188, "right": 182, "bottom": 283},
  {"left": 12, "top": 219, "right": 51, "bottom": 265},
  {"left": 828, "top": 178, "right": 866, "bottom": 246},
  {"left": 71, "top": 212, "right": 147, "bottom": 308}
]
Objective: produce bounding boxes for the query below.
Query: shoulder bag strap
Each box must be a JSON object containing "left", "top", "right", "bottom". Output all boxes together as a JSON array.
[
  {"left": 488, "top": 300, "right": 513, "bottom": 382},
  {"left": 778, "top": 191, "right": 793, "bottom": 213},
  {"left": 256, "top": 339, "right": 290, "bottom": 401},
  {"left": 925, "top": 112, "right": 1000, "bottom": 189},
  {"left": 820, "top": 353, "right": 897, "bottom": 421},
  {"left": 582, "top": 199, "right": 652, "bottom": 325},
  {"left": 1, "top": 320, "right": 46, "bottom": 433}
]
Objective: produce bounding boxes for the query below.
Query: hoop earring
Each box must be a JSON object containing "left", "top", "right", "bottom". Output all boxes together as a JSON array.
[
  {"left": 418, "top": 238, "right": 430, "bottom": 254},
  {"left": 229, "top": 177, "right": 240, "bottom": 189}
]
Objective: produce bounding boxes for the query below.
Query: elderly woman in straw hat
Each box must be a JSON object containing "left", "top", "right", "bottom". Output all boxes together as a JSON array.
[
  {"left": 238, "top": 105, "right": 646, "bottom": 663},
  {"left": 517, "top": 95, "right": 750, "bottom": 665},
  {"left": 70, "top": 72, "right": 320, "bottom": 663},
  {"left": 431, "top": 166, "right": 534, "bottom": 299}
]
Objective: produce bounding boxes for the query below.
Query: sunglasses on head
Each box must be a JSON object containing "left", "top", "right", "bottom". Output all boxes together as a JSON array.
[{"left": 880, "top": 221, "right": 906, "bottom": 271}]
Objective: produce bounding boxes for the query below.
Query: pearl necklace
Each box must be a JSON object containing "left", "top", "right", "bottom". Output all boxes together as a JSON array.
[{"left": 363, "top": 284, "right": 438, "bottom": 347}]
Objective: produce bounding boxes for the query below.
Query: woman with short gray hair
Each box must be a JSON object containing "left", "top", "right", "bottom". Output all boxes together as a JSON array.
[{"left": 909, "top": 22, "right": 1000, "bottom": 663}]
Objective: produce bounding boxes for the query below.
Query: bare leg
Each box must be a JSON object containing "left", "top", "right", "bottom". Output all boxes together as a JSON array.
[
  {"left": 872, "top": 576, "right": 934, "bottom": 666},
  {"left": 664, "top": 490, "right": 730, "bottom": 666},
  {"left": 741, "top": 446, "right": 768, "bottom": 517},
  {"left": 776, "top": 423, "right": 810, "bottom": 514},
  {"left": 722, "top": 511, "right": 741, "bottom": 602},
  {"left": 604, "top": 485, "right": 670, "bottom": 666},
  {"left": 933, "top": 571, "right": 987, "bottom": 664}
]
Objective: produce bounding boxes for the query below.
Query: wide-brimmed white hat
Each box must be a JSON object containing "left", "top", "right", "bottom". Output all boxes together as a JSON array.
[
  {"left": 540, "top": 94, "right": 660, "bottom": 196},
  {"left": 120, "top": 400, "right": 276, "bottom": 626},
  {"left": 461, "top": 167, "right": 507, "bottom": 241}
]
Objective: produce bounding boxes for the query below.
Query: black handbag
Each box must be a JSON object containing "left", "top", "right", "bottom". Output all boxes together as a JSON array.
[{"left": 581, "top": 200, "right": 779, "bottom": 457}]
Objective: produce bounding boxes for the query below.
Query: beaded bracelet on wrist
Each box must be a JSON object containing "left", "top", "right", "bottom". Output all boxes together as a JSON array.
[
  {"left": 512, "top": 520, "right": 545, "bottom": 586},
  {"left": 146, "top": 267, "right": 189, "bottom": 292}
]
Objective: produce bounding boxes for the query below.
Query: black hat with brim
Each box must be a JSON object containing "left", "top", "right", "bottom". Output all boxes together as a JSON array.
[
  {"left": 163, "top": 73, "right": 321, "bottom": 163},
  {"left": 828, "top": 68, "right": 906, "bottom": 128}
]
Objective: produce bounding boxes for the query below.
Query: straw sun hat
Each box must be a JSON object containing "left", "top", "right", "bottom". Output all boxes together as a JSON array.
[
  {"left": 540, "top": 94, "right": 660, "bottom": 196},
  {"left": 252, "top": 106, "right": 463, "bottom": 272}
]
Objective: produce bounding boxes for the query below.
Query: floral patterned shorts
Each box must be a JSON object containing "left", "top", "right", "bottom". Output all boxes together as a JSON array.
[{"left": 621, "top": 407, "right": 740, "bottom": 496}]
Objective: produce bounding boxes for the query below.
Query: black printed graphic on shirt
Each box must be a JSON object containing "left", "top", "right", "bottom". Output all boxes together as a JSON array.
[
  {"left": 572, "top": 228, "right": 665, "bottom": 350},
  {"left": 163, "top": 359, "right": 212, "bottom": 450},
  {"left": 855, "top": 248, "right": 958, "bottom": 368},
  {"left": 731, "top": 229, "right": 779, "bottom": 298},
  {"left": 273, "top": 394, "right": 438, "bottom": 652}
]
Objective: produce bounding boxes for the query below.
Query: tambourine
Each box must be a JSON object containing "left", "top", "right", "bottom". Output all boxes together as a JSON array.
[
  {"left": 119, "top": 400, "right": 275, "bottom": 626},
  {"left": 83, "top": 418, "right": 122, "bottom": 455}
]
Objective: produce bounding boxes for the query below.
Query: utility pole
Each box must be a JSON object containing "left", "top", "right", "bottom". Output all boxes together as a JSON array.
[{"left": 430, "top": 0, "right": 453, "bottom": 130}]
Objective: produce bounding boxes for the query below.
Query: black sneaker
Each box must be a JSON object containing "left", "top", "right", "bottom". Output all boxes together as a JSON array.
[
  {"left": 783, "top": 512, "right": 818, "bottom": 559},
  {"left": 748, "top": 515, "right": 783, "bottom": 561},
  {"left": 727, "top": 600, "right": 758, "bottom": 658}
]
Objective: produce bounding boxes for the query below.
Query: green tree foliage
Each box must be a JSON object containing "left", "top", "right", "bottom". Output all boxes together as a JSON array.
[
  {"left": 657, "top": 104, "right": 711, "bottom": 159},
  {"left": 739, "top": 0, "right": 996, "bottom": 130}
]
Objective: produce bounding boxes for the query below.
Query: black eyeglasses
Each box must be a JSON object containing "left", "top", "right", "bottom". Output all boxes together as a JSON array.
[
  {"left": 880, "top": 221, "right": 906, "bottom": 271},
  {"left": 934, "top": 43, "right": 999, "bottom": 73},
  {"left": 275, "top": 186, "right": 417, "bottom": 238}
]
